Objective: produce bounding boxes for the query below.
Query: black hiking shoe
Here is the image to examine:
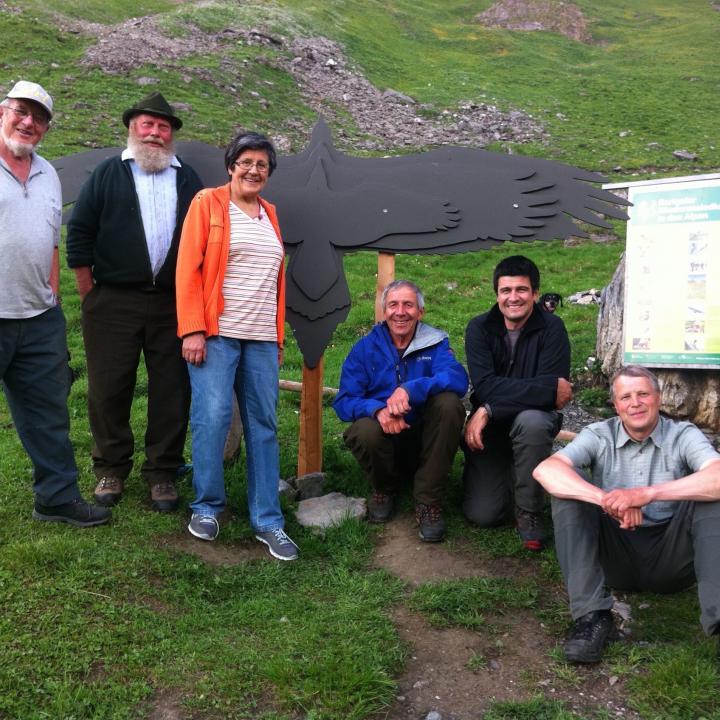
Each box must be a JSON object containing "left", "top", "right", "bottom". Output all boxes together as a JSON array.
[
  {"left": 367, "top": 492, "right": 394, "bottom": 523},
  {"left": 33, "top": 499, "right": 112, "bottom": 528},
  {"left": 415, "top": 503, "right": 446, "bottom": 543},
  {"left": 564, "top": 610, "right": 618, "bottom": 663},
  {"left": 515, "top": 506, "right": 546, "bottom": 551}
]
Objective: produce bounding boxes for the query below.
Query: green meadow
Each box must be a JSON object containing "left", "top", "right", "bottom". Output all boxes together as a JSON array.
[{"left": 1, "top": 1, "right": 718, "bottom": 718}]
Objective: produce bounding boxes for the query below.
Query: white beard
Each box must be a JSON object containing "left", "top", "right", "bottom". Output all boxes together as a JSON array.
[
  {"left": 0, "top": 119, "right": 34, "bottom": 158},
  {"left": 127, "top": 134, "right": 175, "bottom": 173},
  {"left": 3, "top": 136, "right": 33, "bottom": 158}
]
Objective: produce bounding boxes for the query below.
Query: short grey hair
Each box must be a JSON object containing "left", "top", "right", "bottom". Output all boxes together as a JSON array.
[
  {"left": 381, "top": 279, "right": 425, "bottom": 311},
  {"left": 609, "top": 365, "right": 661, "bottom": 400}
]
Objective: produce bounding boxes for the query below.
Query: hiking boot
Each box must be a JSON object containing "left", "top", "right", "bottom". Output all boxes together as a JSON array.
[
  {"left": 367, "top": 492, "right": 394, "bottom": 523},
  {"left": 255, "top": 528, "right": 299, "bottom": 561},
  {"left": 33, "top": 499, "right": 112, "bottom": 528},
  {"left": 93, "top": 476, "right": 124, "bottom": 507},
  {"left": 564, "top": 610, "right": 618, "bottom": 663},
  {"left": 150, "top": 480, "right": 179, "bottom": 513},
  {"left": 415, "top": 503, "right": 446, "bottom": 542},
  {"left": 515, "top": 506, "right": 546, "bottom": 551},
  {"left": 188, "top": 513, "right": 219, "bottom": 541}
]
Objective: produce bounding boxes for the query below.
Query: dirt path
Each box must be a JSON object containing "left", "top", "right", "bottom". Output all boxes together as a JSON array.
[{"left": 372, "top": 514, "right": 639, "bottom": 720}]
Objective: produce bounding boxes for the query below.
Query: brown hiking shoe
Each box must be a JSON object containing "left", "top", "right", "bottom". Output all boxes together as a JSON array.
[
  {"left": 415, "top": 503, "right": 446, "bottom": 543},
  {"left": 93, "top": 476, "right": 124, "bottom": 507},
  {"left": 150, "top": 480, "right": 179, "bottom": 513},
  {"left": 367, "top": 492, "right": 394, "bottom": 523}
]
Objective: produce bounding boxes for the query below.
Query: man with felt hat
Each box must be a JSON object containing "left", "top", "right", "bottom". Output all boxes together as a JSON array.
[{"left": 67, "top": 92, "right": 203, "bottom": 512}]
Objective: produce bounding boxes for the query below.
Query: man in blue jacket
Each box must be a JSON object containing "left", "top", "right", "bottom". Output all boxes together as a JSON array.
[
  {"left": 334, "top": 280, "right": 468, "bottom": 542},
  {"left": 463, "top": 256, "right": 572, "bottom": 551}
]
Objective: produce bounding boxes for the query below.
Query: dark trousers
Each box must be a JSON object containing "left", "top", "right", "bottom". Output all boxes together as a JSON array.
[
  {"left": 343, "top": 392, "right": 465, "bottom": 506},
  {"left": 552, "top": 497, "right": 720, "bottom": 636},
  {"left": 0, "top": 306, "right": 82, "bottom": 506},
  {"left": 462, "top": 409, "right": 560, "bottom": 524},
  {"left": 81, "top": 285, "right": 190, "bottom": 485}
]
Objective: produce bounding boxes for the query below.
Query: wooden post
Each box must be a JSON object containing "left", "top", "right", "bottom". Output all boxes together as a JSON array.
[
  {"left": 297, "top": 356, "right": 324, "bottom": 476},
  {"left": 375, "top": 252, "right": 396, "bottom": 322}
]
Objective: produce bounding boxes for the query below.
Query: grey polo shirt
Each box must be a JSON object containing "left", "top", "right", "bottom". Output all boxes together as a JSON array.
[
  {"left": 0, "top": 151, "right": 62, "bottom": 319},
  {"left": 558, "top": 415, "right": 720, "bottom": 524}
]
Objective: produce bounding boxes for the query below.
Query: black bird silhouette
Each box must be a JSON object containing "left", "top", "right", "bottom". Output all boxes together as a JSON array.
[
  {"left": 263, "top": 119, "right": 629, "bottom": 366},
  {"left": 53, "top": 120, "right": 629, "bottom": 368}
]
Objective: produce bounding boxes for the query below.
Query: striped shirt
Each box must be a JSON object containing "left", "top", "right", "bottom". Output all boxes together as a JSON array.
[{"left": 218, "top": 202, "right": 283, "bottom": 341}]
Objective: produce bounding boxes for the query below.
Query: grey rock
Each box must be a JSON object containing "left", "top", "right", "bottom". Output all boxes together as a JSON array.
[
  {"left": 295, "top": 492, "right": 366, "bottom": 529},
  {"left": 568, "top": 289, "right": 601, "bottom": 305},
  {"left": 673, "top": 149, "right": 697, "bottom": 161},
  {"left": 382, "top": 88, "right": 417, "bottom": 105},
  {"left": 137, "top": 76, "right": 160, "bottom": 85},
  {"left": 278, "top": 479, "right": 297, "bottom": 500},
  {"left": 295, "top": 471, "right": 327, "bottom": 500},
  {"left": 425, "top": 712, "right": 442, "bottom": 720}
]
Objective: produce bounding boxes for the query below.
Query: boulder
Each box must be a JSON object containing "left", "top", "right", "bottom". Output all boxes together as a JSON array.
[
  {"left": 295, "top": 471, "right": 328, "bottom": 500},
  {"left": 295, "top": 492, "right": 367, "bottom": 529}
]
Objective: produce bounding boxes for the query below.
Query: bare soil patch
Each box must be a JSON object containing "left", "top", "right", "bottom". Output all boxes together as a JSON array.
[
  {"left": 477, "top": 0, "right": 592, "bottom": 43},
  {"left": 373, "top": 513, "right": 640, "bottom": 719},
  {"left": 161, "top": 533, "right": 267, "bottom": 565}
]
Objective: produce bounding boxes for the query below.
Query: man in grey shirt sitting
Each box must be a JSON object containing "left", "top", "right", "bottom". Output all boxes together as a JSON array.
[{"left": 534, "top": 365, "right": 720, "bottom": 663}]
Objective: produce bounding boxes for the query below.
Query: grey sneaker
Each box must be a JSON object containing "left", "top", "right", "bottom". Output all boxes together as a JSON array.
[
  {"left": 255, "top": 528, "right": 299, "bottom": 561},
  {"left": 188, "top": 513, "right": 219, "bottom": 541}
]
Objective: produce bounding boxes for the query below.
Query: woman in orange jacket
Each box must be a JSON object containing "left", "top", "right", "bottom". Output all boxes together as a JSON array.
[{"left": 175, "top": 131, "right": 297, "bottom": 560}]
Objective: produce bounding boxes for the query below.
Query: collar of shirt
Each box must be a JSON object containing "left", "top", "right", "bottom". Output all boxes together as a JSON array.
[{"left": 613, "top": 414, "right": 665, "bottom": 449}]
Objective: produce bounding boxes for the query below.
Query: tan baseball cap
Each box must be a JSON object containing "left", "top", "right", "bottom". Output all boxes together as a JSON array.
[{"left": 6, "top": 80, "right": 53, "bottom": 119}]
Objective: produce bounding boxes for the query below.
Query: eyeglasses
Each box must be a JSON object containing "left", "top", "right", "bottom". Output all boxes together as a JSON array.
[
  {"left": 4, "top": 104, "right": 50, "bottom": 127},
  {"left": 233, "top": 159, "right": 269, "bottom": 173}
]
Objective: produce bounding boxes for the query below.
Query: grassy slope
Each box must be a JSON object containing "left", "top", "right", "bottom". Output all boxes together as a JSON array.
[{"left": 1, "top": 1, "right": 718, "bottom": 718}]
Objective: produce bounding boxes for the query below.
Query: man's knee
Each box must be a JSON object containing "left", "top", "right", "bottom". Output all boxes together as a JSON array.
[
  {"left": 462, "top": 459, "right": 511, "bottom": 527},
  {"left": 344, "top": 417, "right": 384, "bottom": 452},
  {"left": 462, "top": 497, "right": 508, "bottom": 527},
  {"left": 426, "top": 392, "right": 465, "bottom": 421},
  {"left": 511, "top": 410, "right": 558, "bottom": 444}
]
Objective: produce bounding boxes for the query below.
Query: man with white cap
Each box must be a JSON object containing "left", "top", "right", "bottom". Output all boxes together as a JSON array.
[
  {"left": 67, "top": 92, "right": 203, "bottom": 513},
  {"left": 0, "top": 80, "right": 111, "bottom": 526}
]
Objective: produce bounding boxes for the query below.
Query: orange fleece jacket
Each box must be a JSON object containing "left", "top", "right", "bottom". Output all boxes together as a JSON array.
[{"left": 175, "top": 183, "right": 286, "bottom": 345}]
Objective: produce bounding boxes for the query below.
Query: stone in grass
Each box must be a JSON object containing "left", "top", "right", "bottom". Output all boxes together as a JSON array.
[
  {"left": 278, "top": 478, "right": 298, "bottom": 500},
  {"left": 295, "top": 492, "right": 367, "bottom": 529},
  {"left": 295, "top": 471, "right": 327, "bottom": 500}
]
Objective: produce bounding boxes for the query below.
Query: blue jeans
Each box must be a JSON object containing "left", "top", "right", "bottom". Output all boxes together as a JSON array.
[
  {"left": 187, "top": 337, "right": 284, "bottom": 531},
  {"left": 0, "top": 306, "right": 82, "bottom": 505}
]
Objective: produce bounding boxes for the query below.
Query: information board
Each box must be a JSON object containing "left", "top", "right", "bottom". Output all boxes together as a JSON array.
[{"left": 621, "top": 176, "right": 720, "bottom": 368}]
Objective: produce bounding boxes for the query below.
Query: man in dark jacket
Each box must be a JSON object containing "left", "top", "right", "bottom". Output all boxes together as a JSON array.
[
  {"left": 463, "top": 256, "right": 572, "bottom": 550},
  {"left": 66, "top": 92, "right": 203, "bottom": 513},
  {"left": 334, "top": 280, "right": 468, "bottom": 542}
]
